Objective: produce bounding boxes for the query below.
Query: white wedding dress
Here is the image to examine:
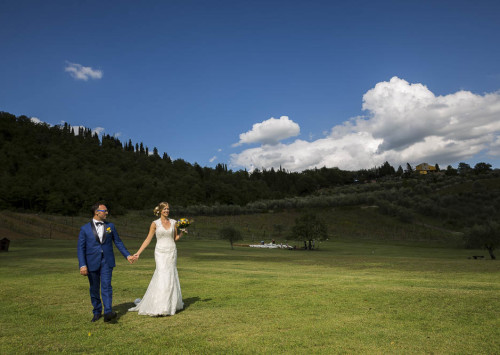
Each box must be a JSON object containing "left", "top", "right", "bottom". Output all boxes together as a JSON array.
[{"left": 129, "top": 218, "right": 184, "bottom": 316}]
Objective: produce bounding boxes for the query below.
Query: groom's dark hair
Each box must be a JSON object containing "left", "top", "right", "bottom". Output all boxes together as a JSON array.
[{"left": 91, "top": 202, "right": 106, "bottom": 216}]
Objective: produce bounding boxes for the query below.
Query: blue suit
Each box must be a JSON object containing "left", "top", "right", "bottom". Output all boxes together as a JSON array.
[{"left": 77, "top": 221, "right": 131, "bottom": 315}]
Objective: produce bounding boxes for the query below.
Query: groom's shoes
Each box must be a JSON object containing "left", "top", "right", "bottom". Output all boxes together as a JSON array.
[
  {"left": 91, "top": 314, "right": 102, "bottom": 322},
  {"left": 104, "top": 311, "right": 117, "bottom": 322}
]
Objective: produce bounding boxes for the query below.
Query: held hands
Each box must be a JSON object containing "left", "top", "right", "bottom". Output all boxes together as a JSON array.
[
  {"left": 127, "top": 255, "right": 138, "bottom": 264},
  {"left": 127, "top": 253, "right": 140, "bottom": 264}
]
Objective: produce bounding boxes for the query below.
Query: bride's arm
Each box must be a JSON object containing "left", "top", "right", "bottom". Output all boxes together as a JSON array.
[
  {"left": 134, "top": 222, "right": 156, "bottom": 259},
  {"left": 174, "top": 222, "right": 184, "bottom": 242}
]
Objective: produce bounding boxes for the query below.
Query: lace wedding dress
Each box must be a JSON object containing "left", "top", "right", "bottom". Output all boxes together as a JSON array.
[{"left": 129, "top": 218, "right": 184, "bottom": 316}]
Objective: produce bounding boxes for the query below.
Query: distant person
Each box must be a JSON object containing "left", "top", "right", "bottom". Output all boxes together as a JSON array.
[
  {"left": 129, "top": 202, "right": 185, "bottom": 316},
  {"left": 77, "top": 203, "right": 135, "bottom": 323}
]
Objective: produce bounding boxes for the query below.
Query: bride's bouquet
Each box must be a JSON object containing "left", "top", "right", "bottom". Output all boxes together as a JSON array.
[{"left": 176, "top": 218, "right": 192, "bottom": 234}]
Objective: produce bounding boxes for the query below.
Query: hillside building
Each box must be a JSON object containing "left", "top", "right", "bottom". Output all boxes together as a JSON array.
[{"left": 416, "top": 163, "right": 437, "bottom": 175}]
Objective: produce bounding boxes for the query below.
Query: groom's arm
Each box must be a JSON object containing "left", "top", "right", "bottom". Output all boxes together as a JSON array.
[
  {"left": 77, "top": 227, "right": 88, "bottom": 275},
  {"left": 110, "top": 224, "right": 135, "bottom": 264}
]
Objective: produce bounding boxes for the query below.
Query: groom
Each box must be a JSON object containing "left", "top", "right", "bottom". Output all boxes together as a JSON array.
[{"left": 77, "top": 202, "right": 135, "bottom": 322}]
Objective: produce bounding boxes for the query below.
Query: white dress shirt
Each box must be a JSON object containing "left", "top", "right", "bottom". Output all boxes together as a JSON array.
[{"left": 93, "top": 219, "right": 104, "bottom": 243}]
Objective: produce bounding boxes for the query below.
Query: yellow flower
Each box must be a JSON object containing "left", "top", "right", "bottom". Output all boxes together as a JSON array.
[
  {"left": 176, "top": 218, "right": 192, "bottom": 232},
  {"left": 106, "top": 227, "right": 111, "bottom": 234}
]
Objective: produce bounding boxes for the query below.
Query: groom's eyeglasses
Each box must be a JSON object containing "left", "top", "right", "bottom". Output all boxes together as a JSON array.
[{"left": 97, "top": 209, "right": 108, "bottom": 213}]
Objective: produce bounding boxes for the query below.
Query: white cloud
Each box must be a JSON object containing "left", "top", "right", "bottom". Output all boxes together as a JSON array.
[
  {"left": 70, "top": 125, "right": 86, "bottom": 135},
  {"left": 30, "top": 118, "right": 110, "bottom": 138},
  {"left": 209, "top": 156, "right": 217, "bottom": 163},
  {"left": 233, "top": 116, "right": 300, "bottom": 146},
  {"left": 231, "top": 132, "right": 382, "bottom": 172},
  {"left": 65, "top": 61, "right": 103, "bottom": 81},
  {"left": 490, "top": 136, "right": 500, "bottom": 156},
  {"left": 231, "top": 77, "right": 500, "bottom": 172},
  {"left": 359, "top": 77, "right": 500, "bottom": 152},
  {"left": 68, "top": 125, "right": 105, "bottom": 137},
  {"left": 93, "top": 127, "right": 105, "bottom": 136},
  {"left": 30, "top": 117, "right": 43, "bottom": 124}
]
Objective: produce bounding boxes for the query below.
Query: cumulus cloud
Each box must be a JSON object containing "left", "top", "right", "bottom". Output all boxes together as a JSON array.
[
  {"left": 29, "top": 118, "right": 109, "bottom": 138},
  {"left": 65, "top": 61, "right": 103, "bottom": 81},
  {"left": 30, "top": 117, "right": 43, "bottom": 124},
  {"left": 490, "top": 136, "right": 500, "bottom": 156},
  {"left": 231, "top": 77, "right": 500, "bottom": 172},
  {"left": 65, "top": 124, "right": 106, "bottom": 137},
  {"left": 360, "top": 77, "right": 500, "bottom": 152},
  {"left": 69, "top": 125, "right": 82, "bottom": 135},
  {"left": 231, "top": 132, "right": 382, "bottom": 172},
  {"left": 93, "top": 127, "right": 105, "bottom": 136},
  {"left": 233, "top": 116, "right": 300, "bottom": 146}
]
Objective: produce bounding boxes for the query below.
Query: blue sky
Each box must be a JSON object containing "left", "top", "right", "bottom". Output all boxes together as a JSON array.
[{"left": 2, "top": 0, "right": 500, "bottom": 171}]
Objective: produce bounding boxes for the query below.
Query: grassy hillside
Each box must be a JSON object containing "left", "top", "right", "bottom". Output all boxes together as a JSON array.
[
  {"left": 0, "top": 204, "right": 461, "bottom": 247},
  {"left": 3, "top": 172, "right": 500, "bottom": 251}
]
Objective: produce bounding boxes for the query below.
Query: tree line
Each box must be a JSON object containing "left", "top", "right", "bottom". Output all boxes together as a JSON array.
[{"left": 0, "top": 111, "right": 495, "bottom": 217}]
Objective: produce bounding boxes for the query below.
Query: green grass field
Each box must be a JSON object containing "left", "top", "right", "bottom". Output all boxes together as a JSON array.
[{"left": 1, "top": 237, "right": 499, "bottom": 354}]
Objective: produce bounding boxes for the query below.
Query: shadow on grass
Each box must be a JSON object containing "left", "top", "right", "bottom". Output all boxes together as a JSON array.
[
  {"left": 176, "top": 296, "right": 212, "bottom": 314},
  {"left": 114, "top": 302, "right": 136, "bottom": 320},
  {"left": 112, "top": 298, "right": 212, "bottom": 318}
]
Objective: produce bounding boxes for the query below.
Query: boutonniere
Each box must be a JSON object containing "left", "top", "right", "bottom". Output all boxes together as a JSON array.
[{"left": 106, "top": 227, "right": 112, "bottom": 234}]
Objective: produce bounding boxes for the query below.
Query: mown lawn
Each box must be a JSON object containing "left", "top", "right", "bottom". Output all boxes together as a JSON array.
[{"left": 0, "top": 238, "right": 499, "bottom": 354}]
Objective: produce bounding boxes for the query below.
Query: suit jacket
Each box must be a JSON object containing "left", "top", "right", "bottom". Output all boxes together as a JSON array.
[{"left": 77, "top": 221, "right": 130, "bottom": 271}]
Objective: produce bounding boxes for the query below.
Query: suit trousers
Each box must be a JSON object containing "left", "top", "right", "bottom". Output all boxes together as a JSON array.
[{"left": 87, "top": 254, "right": 113, "bottom": 315}]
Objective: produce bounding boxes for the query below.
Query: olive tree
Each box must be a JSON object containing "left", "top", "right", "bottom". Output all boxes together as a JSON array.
[
  {"left": 464, "top": 221, "right": 500, "bottom": 260},
  {"left": 219, "top": 226, "right": 243, "bottom": 250},
  {"left": 290, "top": 213, "right": 328, "bottom": 250}
]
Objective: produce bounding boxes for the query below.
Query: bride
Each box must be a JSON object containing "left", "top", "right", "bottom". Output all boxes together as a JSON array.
[{"left": 129, "top": 202, "right": 184, "bottom": 316}]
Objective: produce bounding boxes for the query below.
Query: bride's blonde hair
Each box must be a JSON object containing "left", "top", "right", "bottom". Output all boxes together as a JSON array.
[{"left": 153, "top": 202, "right": 169, "bottom": 217}]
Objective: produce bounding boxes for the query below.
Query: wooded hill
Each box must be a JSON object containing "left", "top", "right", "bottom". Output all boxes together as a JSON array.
[
  {"left": 0, "top": 111, "right": 381, "bottom": 214},
  {"left": 1, "top": 111, "right": 499, "bottom": 231}
]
